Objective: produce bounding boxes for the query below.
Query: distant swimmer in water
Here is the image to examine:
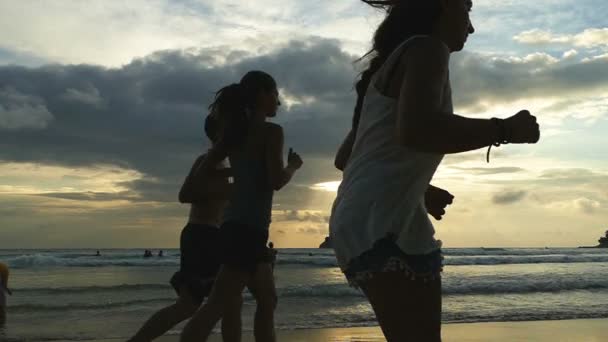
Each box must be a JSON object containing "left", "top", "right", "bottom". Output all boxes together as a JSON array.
[
  {"left": 144, "top": 250, "right": 153, "bottom": 258},
  {"left": 95, "top": 250, "right": 101, "bottom": 257},
  {"left": 158, "top": 250, "right": 164, "bottom": 257}
]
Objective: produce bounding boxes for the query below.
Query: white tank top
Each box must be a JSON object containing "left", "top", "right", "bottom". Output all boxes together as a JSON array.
[{"left": 329, "top": 36, "right": 453, "bottom": 270}]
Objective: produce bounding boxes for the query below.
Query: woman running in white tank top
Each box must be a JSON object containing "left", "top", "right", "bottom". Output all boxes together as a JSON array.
[{"left": 330, "top": 1, "right": 540, "bottom": 340}]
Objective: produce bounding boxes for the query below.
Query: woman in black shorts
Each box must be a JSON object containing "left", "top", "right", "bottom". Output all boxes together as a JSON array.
[
  {"left": 180, "top": 71, "right": 303, "bottom": 342},
  {"left": 128, "top": 116, "right": 240, "bottom": 342}
]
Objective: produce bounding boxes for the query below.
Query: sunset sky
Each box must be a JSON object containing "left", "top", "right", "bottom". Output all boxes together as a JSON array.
[{"left": 1, "top": 0, "right": 607, "bottom": 248}]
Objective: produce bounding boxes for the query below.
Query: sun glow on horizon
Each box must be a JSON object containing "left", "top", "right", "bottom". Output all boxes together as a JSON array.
[{"left": 311, "top": 181, "right": 341, "bottom": 192}]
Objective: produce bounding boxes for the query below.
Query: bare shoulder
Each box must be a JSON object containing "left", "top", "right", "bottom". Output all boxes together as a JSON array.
[
  {"left": 263, "top": 122, "right": 284, "bottom": 140},
  {"left": 380, "top": 36, "right": 450, "bottom": 96},
  {"left": 264, "top": 121, "right": 282, "bottom": 131},
  {"left": 191, "top": 153, "right": 207, "bottom": 167}
]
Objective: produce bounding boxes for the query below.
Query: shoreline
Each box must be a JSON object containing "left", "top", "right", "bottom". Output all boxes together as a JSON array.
[{"left": 94, "top": 318, "right": 608, "bottom": 342}]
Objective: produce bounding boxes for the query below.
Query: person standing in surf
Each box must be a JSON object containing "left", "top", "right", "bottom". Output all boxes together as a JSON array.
[
  {"left": 330, "top": 1, "right": 540, "bottom": 341},
  {"left": 180, "top": 71, "right": 303, "bottom": 342}
]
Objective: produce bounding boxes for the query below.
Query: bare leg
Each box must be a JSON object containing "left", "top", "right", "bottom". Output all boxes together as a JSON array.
[
  {"left": 128, "top": 286, "right": 198, "bottom": 342},
  {"left": 180, "top": 266, "right": 249, "bottom": 342},
  {"left": 0, "top": 308, "right": 5, "bottom": 327},
  {"left": 221, "top": 292, "right": 244, "bottom": 342},
  {"left": 0, "top": 309, "right": 5, "bottom": 342},
  {"left": 247, "top": 263, "right": 277, "bottom": 342},
  {"left": 361, "top": 272, "right": 442, "bottom": 342}
]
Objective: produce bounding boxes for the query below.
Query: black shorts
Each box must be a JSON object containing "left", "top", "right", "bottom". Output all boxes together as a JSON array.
[
  {"left": 170, "top": 223, "right": 220, "bottom": 304},
  {"left": 218, "top": 221, "right": 273, "bottom": 273}
]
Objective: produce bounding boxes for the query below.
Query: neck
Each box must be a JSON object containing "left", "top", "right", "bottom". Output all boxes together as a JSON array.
[
  {"left": 430, "top": 29, "right": 453, "bottom": 53},
  {"left": 250, "top": 110, "right": 267, "bottom": 123}
]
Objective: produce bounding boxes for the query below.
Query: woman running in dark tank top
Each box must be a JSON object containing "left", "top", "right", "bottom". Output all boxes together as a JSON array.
[{"left": 181, "top": 71, "right": 303, "bottom": 342}]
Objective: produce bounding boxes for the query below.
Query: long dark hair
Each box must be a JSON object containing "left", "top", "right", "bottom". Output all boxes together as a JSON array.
[
  {"left": 352, "top": 1, "right": 442, "bottom": 133},
  {"left": 208, "top": 71, "right": 277, "bottom": 149},
  {"left": 204, "top": 113, "right": 219, "bottom": 144}
]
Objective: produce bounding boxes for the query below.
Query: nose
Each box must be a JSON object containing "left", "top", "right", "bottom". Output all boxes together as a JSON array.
[
  {"left": 277, "top": 99, "right": 281, "bottom": 107},
  {"left": 468, "top": 22, "right": 475, "bottom": 34}
]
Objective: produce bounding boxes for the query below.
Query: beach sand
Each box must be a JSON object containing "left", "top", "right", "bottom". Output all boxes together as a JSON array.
[{"left": 95, "top": 318, "right": 608, "bottom": 342}]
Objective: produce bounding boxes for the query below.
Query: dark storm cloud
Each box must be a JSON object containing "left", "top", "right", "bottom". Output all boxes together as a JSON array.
[
  {"left": 450, "top": 51, "right": 608, "bottom": 111},
  {"left": 0, "top": 47, "right": 49, "bottom": 67},
  {"left": 3, "top": 36, "right": 607, "bottom": 205},
  {"left": 0, "top": 38, "right": 359, "bottom": 203}
]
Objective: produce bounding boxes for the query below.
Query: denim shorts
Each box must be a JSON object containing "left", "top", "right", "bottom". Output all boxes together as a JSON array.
[{"left": 343, "top": 233, "right": 443, "bottom": 288}]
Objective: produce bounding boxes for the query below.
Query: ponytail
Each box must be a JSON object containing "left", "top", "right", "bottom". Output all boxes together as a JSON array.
[
  {"left": 208, "top": 83, "right": 249, "bottom": 149},
  {"left": 207, "top": 70, "right": 277, "bottom": 150}
]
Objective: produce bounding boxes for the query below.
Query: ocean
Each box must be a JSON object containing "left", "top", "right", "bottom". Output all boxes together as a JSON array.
[{"left": 1, "top": 247, "right": 608, "bottom": 341}]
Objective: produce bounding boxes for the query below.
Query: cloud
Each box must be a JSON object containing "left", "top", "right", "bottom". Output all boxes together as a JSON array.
[
  {"left": 0, "top": 47, "right": 49, "bottom": 66},
  {"left": 0, "top": 87, "right": 53, "bottom": 130},
  {"left": 492, "top": 190, "right": 527, "bottom": 204},
  {"left": 514, "top": 28, "right": 608, "bottom": 48},
  {"left": 2, "top": 0, "right": 608, "bottom": 248},
  {"left": 539, "top": 197, "right": 603, "bottom": 215},
  {"left": 276, "top": 210, "right": 329, "bottom": 223},
  {"left": 2, "top": 34, "right": 606, "bottom": 210},
  {"left": 35, "top": 191, "right": 138, "bottom": 202},
  {"left": 452, "top": 167, "right": 526, "bottom": 175},
  {"left": 0, "top": 162, "right": 142, "bottom": 196},
  {"left": 61, "top": 84, "right": 104, "bottom": 107},
  {"left": 574, "top": 197, "right": 601, "bottom": 214},
  {"left": 0, "top": 38, "right": 358, "bottom": 202},
  {"left": 0, "top": 1, "right": 373, "bottom": 67},
  {"left": 538, "top": 168, "right": 608, "bottom": 186},
  {"left": 450, "top": 50, "right": 608, "bottom": 118},
  {"left": 562, "top": 49, "right": 578, "bottom": 59},
  {"left": 441, "top": 150, "right": 508, "bottom": 165}
]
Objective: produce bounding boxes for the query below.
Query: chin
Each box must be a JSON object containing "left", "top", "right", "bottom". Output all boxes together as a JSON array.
[{"left": 453, "top": 41, "right": 466, "bottom": 52}]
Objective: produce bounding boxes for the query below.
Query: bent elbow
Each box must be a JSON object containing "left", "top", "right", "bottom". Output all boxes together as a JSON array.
[
  {"left": 267, "top": 173, "right": 285, "bottom": 191},
  {"left": 178, "top": 191, "right": 191, "bottom": 204},
  {"left": 334, "top": 157, "right": 346, "bottom": 171}
]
